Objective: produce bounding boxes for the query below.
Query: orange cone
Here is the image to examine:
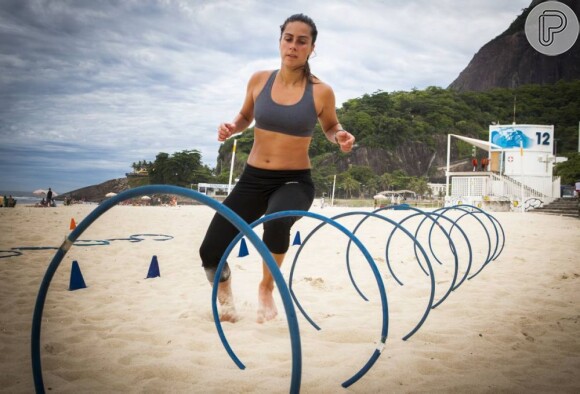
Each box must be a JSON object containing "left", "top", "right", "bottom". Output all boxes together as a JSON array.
[{"left": 69, "top": 218, "right": 77, "bottom": 230}]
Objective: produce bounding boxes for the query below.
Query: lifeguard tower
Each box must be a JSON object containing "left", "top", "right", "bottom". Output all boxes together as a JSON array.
[{"left": 445, "top": 124, "right": 562, "bottom": 211}]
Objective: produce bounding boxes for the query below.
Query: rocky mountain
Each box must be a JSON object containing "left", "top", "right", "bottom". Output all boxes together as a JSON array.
[
  {"left": 57, "top": 177, "right": 129, "bottom": 202},
  {"left": 317, "top": 137, "right": 455, "bottom": 180},
  {"left": 449, "top": 0, "right": 580, "bottom": 92},
  {"left": 220, "top": 134, "right": 470, "bottom": 182}
]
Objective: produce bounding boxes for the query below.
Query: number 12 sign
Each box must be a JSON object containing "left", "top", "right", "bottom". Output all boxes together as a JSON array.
[{"left": 489, "top": 125, "right": 553, "bottom": 153}]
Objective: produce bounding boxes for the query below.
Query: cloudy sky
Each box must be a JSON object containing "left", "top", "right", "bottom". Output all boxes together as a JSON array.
[{"left": 0, "top": 0, "right": 531, "bottom": 193}]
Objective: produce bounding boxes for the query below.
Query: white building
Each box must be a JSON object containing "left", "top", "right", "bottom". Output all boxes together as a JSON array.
[{"left": 445, "top": 124, "right": 564, "bottom": 211}]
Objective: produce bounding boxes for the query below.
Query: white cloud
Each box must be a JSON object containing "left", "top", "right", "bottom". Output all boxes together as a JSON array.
[{"left": 0, "top": 0, "right": 531, "bottom": 192}]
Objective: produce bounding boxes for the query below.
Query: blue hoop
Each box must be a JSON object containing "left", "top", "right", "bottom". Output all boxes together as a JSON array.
[
  {"left": 31, "top": 185, "right": 302, "bottom": 394},
  {"left": 380, "top": 209, "right": 460, "bottom": 309},
  {"left": 434, "top": 205, "right": 504, "bottom": 279},
  {"left": 214, "top": 210, "right": 389, "bottom": 388},
  {"left": 289, "top": 210, "right": 433, "bottom": 342}
]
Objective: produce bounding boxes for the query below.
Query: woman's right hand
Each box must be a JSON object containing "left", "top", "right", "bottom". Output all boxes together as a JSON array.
[{"left": 217, "top": 122, "right": 236, "bottom": 142}]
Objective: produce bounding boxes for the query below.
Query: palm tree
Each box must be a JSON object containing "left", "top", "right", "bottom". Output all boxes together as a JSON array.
[
  {"left": 379, "top": 173, "right": 393, "bottom": 192},
  {"left": 340, "top": 176, "right": 360, "bottom": 199},
  {"left": 409, "top": 177, "right": 429, "bottom": 198}
]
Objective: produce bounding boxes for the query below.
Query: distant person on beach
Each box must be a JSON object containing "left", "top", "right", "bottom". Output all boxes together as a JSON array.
[
  {"left": 2, "top": 194, "right": 14, "bottom": 207},
  {"left": 199, "top": 13, "right": 355, "bottom": 323},
  {"left": 46, "top": 188, "right": 53, "bottom": 205}
]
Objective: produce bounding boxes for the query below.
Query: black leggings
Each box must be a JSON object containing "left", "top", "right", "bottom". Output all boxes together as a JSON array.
[{"left": 199, "top": 163, "right": 315, "bottom": 272}]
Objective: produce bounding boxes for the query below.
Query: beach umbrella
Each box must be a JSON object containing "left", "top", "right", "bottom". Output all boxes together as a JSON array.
[
  {"left": 373, "top": 194, "right": 388, "bottom": 200},
  {"left": 33, "top": 189, "right": 47, "bottom": 195},
  {"left": 105, "top": 192, "right": 117, "bottom": 197}
]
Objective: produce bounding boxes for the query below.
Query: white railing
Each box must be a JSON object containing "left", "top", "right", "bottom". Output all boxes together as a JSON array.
[
  {"left": 451, "top": 176, "right": 488, "bottom": 197},
  {"left": 489, "top": 173, "right": 553, "bottom": 199},
  {"left": 448, "top": 173, "right": 559, "bottom": 211}
]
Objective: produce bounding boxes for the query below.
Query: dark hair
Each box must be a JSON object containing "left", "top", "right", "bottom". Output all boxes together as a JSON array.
[{"left": 280, "top": 14, "right": 318, "bottom": 82}]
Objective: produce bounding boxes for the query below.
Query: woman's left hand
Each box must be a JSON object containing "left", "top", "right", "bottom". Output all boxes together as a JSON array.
[{"left": 336, "top": 130, "right": 355, "bottom": 153}]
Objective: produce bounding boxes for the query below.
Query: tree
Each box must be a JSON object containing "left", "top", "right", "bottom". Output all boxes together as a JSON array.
[
  {"left": 311, "top": 172, "right": 333, "bottom": 197},
  {"left": 131, "top": 160, "right": 151, "bottom": 172},
  {"left": 409, "top": 176, "right": 429, "bottom": 197},
  {"left": 365, "top": 176, "right": 381, "bottom": 196},
  {"left": 391, "top": 169, "right": 410, "bottom": 190},
  {"left": 340, "top": 175, "right": 360, "bottom": 198},
  {"left": 148, "top": 150, "right": 206, "bottom": 186},
  {"left": 379, "top": 173, "right": 393, "bottom": 191},
  {"left": 347, "top": 165, "right": 375, "bottom": 184},
  {"left": 554, "top": 153, "right": 580, "bottom": 185}
]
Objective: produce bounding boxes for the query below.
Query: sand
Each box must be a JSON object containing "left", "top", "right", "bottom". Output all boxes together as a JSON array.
[{"left": 0, "top": 202, "right": 579, "bottom": 393}]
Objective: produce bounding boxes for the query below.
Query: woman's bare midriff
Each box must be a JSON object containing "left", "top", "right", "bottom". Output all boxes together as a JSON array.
[{"left": 247, "top": 128, "right": 312, "bottom": 170}]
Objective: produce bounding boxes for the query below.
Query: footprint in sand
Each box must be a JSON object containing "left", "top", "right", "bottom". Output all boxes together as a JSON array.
[
  {"left": 43, "top": 342, "right": 65, "bottom": 355},
  {"left": 522, "top": 331, "right": 535, "bottom": 342},
  {"left": 303, "top": 276, "right": 325, "bottom": 288},
  {"left": 561, "top": 273, "right": 580, "bottom": 280}
]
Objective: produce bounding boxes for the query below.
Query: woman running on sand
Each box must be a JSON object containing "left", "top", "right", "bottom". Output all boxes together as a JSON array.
[{"left": 199, "top": 13, "right": 355, "bottom": 323}]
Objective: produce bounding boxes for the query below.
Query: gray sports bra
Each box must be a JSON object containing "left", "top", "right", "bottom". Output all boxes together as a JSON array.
[{"left": 254, "top": 70, "right": 318, "bottom": 137}]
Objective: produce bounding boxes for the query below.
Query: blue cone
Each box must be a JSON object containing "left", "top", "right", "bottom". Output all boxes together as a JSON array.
[
  {"left": 146, "top": 255, "right": 161, "bottom": 278},
  {"left": 292, "top": 231, "right": 302, "bottom": 246},
  {"left": 238, "top": 238, "right": 249, "bottom": 257},
  {"left": 69, "top": 260, "right": 87, "bottom": 291}
]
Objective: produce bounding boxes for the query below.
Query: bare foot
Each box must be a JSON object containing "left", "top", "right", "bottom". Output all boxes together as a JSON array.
[
  {"left": 216, "top": 278, "right": 238, "bottom": 323},
  {"left": 257, "top": 282, "right": 278, "bottom": 323},
  {"left": 219, "top": 303, "right": 238, "bottom": 323}
]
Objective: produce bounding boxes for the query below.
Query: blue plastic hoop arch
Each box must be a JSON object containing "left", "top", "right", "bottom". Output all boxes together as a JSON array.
[
  {"left": 213, "top": 210, "right": 389, "bottom": 388},
  {"left": 30, "top": 185, "right": 302, "bottom": 394},
  {"left": 415, "top": 210, "right": 473, "bottom": 292},
  {"left": 433, "top": 205, "right": 504, "bottom": 279},
  {"left": 380, "top": 209, "right": 460, "bottom": 309},
  {"left": 288, "top": 211, "right": 434, "bottom": 342},
  {"left": 450, "top": 206, "right": 500, "bottom": 266}
]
